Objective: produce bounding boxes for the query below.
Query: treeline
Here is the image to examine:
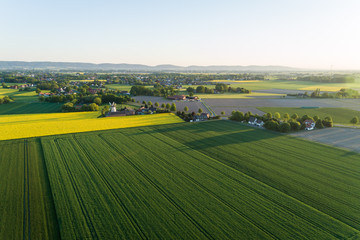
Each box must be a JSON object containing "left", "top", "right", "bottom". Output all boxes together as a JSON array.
[
  {"left": 130, "top": 85, "right": 179, "bottom": 97},
  {"left": 230, "top": 111, "right": 333, "bottom": 133},
  {"left": 297, "top": 75, "right": 355, "bottom": 83},
  {"left": 187, "top": 83, "right": 250, "bottom": 94},
  {"left": 41, "top": 93, "right": 131, "bottom": 105}
]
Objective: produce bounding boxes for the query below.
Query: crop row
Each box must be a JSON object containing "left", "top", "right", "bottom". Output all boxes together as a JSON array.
[
  {"left": 100, "top": 127, "right": 358, "bottom": 239},
  {"left": 0, "top": 139, "right": 59, "bottom": 240},
  {"left": 151, "top": 121, "right": 360, "bottom": 231}
]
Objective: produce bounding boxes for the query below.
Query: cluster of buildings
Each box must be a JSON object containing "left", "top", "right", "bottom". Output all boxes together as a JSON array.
[
  {"left": 107, "top": 102, "right": 157, "bottom": 117},
  {"left": 9, "top": 83, "right": 35, "bottom": 89}
]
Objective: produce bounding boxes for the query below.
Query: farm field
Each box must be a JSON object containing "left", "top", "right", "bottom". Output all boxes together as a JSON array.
[
  {"left": 204, "top": 98, "right": 360, "bottom": 117},
  {"left": 197, "top": 92, "right": 285, "bottom": 99},
  {"left": 0, "top": 88, "right": 39, "bottom": 101},
  {"left": 1, "top": 121, "right": 360, "bottom": 239},
  {"left": 0, "top": 112, "right": 182, "bottom": 141},
  {"left": 292, "top": 127, "right": 360, "bottom": 153},
  {"left": 257, "top": 107, "right": 360, "bottom": 125},
  {"left": 183, "top": 80, "right": 360, "bottom": 91},
  {"left": 38, "top": 121, "right": 360, "bottom": 239},
  {"left": 0, "top": 138, "right": 60, "bottom": 239},
  {"left": 0, "top": 102, "right": 61, "bottom": 115}
]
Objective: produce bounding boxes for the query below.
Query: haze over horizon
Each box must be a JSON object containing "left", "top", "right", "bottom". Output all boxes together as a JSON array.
[{"left": 2, "top": 0, "right": 360, "bottom": 70}]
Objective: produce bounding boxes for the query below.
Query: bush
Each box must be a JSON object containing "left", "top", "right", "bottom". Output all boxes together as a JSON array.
[
  {"left": 322, "top": 116, "right": 333, "bottom": 127},
  {"left": 264, "top": 120, "right": 279, "bottom": 131},
  {"left": 230, "top": 111, "right": 244, "bottom": 121},
  {"left": 291, "top": 113, "right": 299, "bottom": 120},
  {"left": 62, "top": 102, "right": 75, "bottom": 112},
  {"left": 289, "top": 120, "right": 301, "bottom": 131},
  {"left": 315, "top": 119, "right": 324, "bottom": 129},
  {"left": 279, "top": 122, "right": 291, "bottom": 133},
  {"left": 93, "top": 97, "right": 102, "bottom": 105}
]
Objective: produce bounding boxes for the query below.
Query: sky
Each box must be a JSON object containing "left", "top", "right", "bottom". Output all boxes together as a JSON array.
[{"left": 1, "top": 0, "right": 360, "bottom": 69}]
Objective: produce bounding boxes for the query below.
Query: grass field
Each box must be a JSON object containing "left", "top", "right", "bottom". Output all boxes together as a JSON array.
[
  {"left": 257, "top": 107, "right": 360, "bottom": 124},
  {"left": 0, "top": 112, "right": 183, "bottom": 141},
  {"left": 1, "top": 120, "right": 360, "bottom": 239}
]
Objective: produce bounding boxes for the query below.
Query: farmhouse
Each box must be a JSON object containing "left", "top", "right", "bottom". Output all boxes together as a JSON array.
[
  {"left": 167, "top": 95, "right": 186, "bottom": 100},
  {"left": 304, "top": 119, "right": 315, "bottom": 130},
  {"left": 193, "top": 113, "right": 210, "bottom": 122},
  {"left": 248, "top": 116, "right": 257, "bottom": 125}
]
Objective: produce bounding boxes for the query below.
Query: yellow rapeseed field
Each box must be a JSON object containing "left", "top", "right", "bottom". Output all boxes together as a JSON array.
[{"left": 0, "top": 112, "right": 183, "bottom": 141}]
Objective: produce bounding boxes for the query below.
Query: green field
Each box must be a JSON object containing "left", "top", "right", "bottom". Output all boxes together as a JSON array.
[
  {"left": 1, "top": 120, "right": 359, "bottom": 239},
  {"left": 182, "top": 80, "right": 360, "bottom": 91},
  {"left": 258, "top": 107, "right": 360, "bottom": 125},
  {"left": 0, "top": 102, "right": 61, "bottom": 115},
  {"left": 0, "top": 138, "right": 60, "bottom": 239}
]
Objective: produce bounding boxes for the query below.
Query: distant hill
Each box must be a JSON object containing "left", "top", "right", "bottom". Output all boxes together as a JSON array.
[{"left": 0, "top": 61, "right": 301, "bottom": 72}]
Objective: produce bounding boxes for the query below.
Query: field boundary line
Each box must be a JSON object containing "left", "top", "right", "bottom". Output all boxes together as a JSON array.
[
  {"left": 150, "top": 129, "right": 357, "bottom": 239},
  {"left": 98, "top": 134, "right": 214, "bottom": 240},
  {"left": 53, "top": 138, "right": 99, "bottom": 240},
  {"left": 71, "top": 135, "right": 147, "bottom": 240}
]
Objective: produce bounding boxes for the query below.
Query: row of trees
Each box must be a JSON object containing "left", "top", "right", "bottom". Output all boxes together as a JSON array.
[
  {"left": 186, "top": 84, "right": 250, "bottom": 94},
  {"left": 229, "top": 111, "right": 333, "bottom": 132},
  {"left": 308, "top": 88, "right": 359, "bottom": 99},
  {"left": 62, "top": 102, "right": 99, "bottom": 112}
]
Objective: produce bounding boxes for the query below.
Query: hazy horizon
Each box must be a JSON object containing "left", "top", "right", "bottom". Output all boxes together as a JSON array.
[{"left": 2, "top": 0, "right": 360, "bottom": 70}]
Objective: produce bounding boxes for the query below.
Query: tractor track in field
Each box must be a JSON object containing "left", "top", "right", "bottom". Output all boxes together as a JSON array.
[
  {"left": 23, "top": 139, "right": 31, "bottom": 240},
  {"left": 148, "top": 129, "right": 356, "bottom": 239},
  {"left": 159, "top": 123, "right": 360, "bottom": 231},
  {"left": 98, "top": 134, "right": 215, "bottom": 240},
  {"left": 53, "top": 138, "right": 99, "bottom": 240},
  {"left": 133, "top": 130, "right": 282, "bottom": 240},
  {"left": 71, "top": 135, "right": 147, "bottom": 240}
]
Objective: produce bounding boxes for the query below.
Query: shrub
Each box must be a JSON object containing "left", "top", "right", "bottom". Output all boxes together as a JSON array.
[
  {"left": 279, "top": 122, "right": 291, "bottom": 133},
  {"left": 315, "top": 119, "right": 324, "bottom": 129}
]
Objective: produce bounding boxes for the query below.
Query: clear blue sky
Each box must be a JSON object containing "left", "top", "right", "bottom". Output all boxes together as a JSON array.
[{"left": 1, "top": 0, "right": 360, "bottom": 69}]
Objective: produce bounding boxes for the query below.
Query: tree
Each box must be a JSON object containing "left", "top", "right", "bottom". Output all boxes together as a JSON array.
[
  {"left": 291, "top": 113, "right": 299, "bottom": 120},
  {"left": 101, "top": 105, "right": 110, "bottom": 116},
  {"left": 198, "top": 108, "right": 203, "bottom": 114},
  {"left": 266, "top": 112, "right": 272, "bottom": 119},
  {"left": 350, "top": 116, "right": 359, "bottom": 126},
  {"left": 36, "top": 88, "right": 41, "bottom": 94},
  {"left": 189, "top": 92, "right": 194, "bottom": 97},
  {"left": 154, "top": 102, "right": 159, "bottom": 107},
  {"left": 221, "top": 111, "right": 225, "bottom": 116},
  {"left": 142, "top": 100, "right": 146, "bottom": 104},
  {"left": 322, "top": 116, "right": 333, "bottom": 128},
  {"left": 274, "top": 112, "right": 280, "bottom": 119},
  {"left": 148, "top": 101, "right": 152, "bottom": 106},
  {"left": 283, "top": 113, "right": 290, "bottom": 120},
  {"left": 184, "top": 106, "right": 189, "bottom": 112},
  {"left": 93, "top": 97, "right": 102, "bottom": 105},
  {"left": 279, "top": 122, "right": 291, "bottom": 133},
  {"left": 315, "top": 119, "right": 324, "bottom": 129},
  {"left": 61, "top": 102, "right": 74, "bottom": 112},
  {"left": 89, "top": 103, "right": 99, "bottom": 111},
  {"left": 165, "top": 103, "right": 171, "bottom": 109},
  {"left": 170, "top": 103, "right": 176, "bottom": 111},
  {"left": 161, "top": 103, "right": 166, "bottom": 108},
  {"left": 313, "top": 115, "right": 319, "bottom": 121}
]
